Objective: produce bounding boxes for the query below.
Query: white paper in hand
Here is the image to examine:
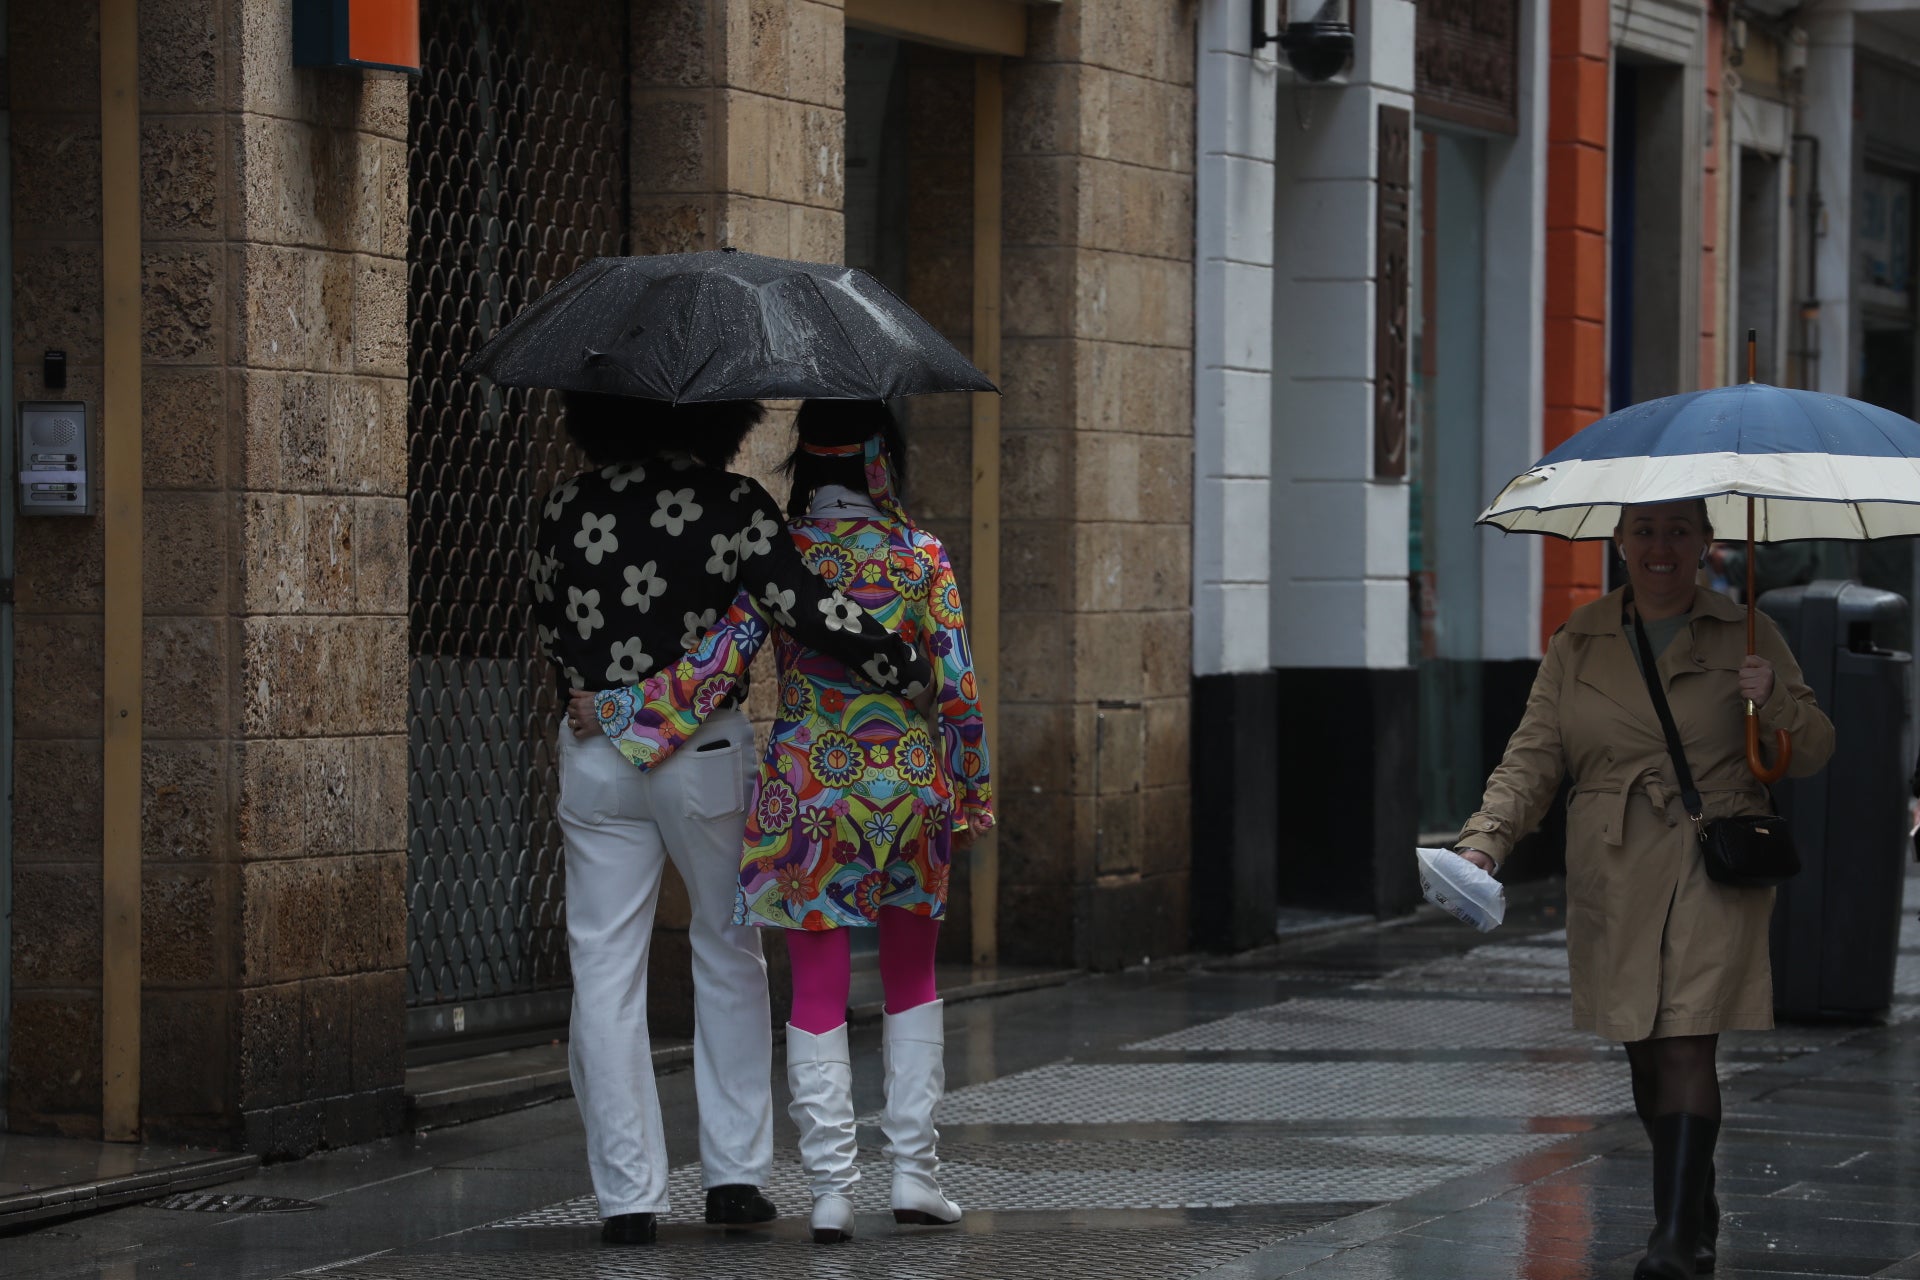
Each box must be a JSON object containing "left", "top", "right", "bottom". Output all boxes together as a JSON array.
[{"left": 1415, "top": 847, "right": 1506, "bottom": 932}]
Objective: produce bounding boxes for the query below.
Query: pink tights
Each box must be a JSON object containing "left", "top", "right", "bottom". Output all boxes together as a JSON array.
[{"left": 785, "top": 907, "right": 941, "bottom": 1034}]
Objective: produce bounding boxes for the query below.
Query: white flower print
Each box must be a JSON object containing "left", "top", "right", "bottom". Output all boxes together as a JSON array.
[
  {"left": 760, "top": 581, "right": 797, "bottom": 628},
  {"left": 535, "top": 623, "right": 556, "bottom": 660},
  {"left": 574, "top": 512, "right": 619, "bottom": 565},
  {"left": 602, "top": 461, "right": 647, "bottom": 492},
  {"left": 528, "top": 551, "right": 555, "bottom": 604},
  {"left": 862, "top": 652, "right": 900, "bottom": 688},
  {"left": 738, "top": 509, "right": 778, "bottom": 560},
  {"left": 706, "top": 531, "right": 741, "bottom": 580},
  {"left": 564, "top": 664, "right": 586, "bottom": 691},
  {"left": 565, "top": 586, "right": 605, "bottom": 640},
  {"left": 605, "top": 637, "right": 653, "bottom": 683},
  {"left": 621, "top": 561, "right": 665, "bottom": 612},
  {"left": 542, "top": 480, "right": 579, "bottom": 522},
  {"left": 730, "top": 478, "right": 753, "bottom": 501},
  {"left": 818, "top": 590, "right": 863, "bottom": 634},
  {"left": 651, "top": 488, "right": 703, "bottom": 536},
  {"left": 681, "top": 607, "right": 719, "bottom": 652}
]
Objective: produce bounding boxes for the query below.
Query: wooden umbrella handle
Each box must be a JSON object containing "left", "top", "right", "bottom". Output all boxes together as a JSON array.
[{"left": 1747, "top": 711, "right": 1791, "bottom": 784}]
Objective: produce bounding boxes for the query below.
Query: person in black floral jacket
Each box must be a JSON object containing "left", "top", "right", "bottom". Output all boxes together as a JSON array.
[{"left": 533, "top": 392, "right": 929, "bottom": 1245}]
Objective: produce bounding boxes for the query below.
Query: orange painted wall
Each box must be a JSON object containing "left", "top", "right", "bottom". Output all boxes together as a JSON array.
[{"left": 1540, "top": 0, "right": 1611, "bottom": 648}]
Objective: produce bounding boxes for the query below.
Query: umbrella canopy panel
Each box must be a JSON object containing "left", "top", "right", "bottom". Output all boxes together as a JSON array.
[
  {"left": 462, "top": 249, "right": 997, "bottom": 402},
  {"left": 1480, "top": 383, "right": 1920, "bottom": 540}
]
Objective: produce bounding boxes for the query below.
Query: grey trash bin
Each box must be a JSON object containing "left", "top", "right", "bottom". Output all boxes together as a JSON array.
[{"left": 1759, "top": 580, "right": 1912, "bottom": 1021}]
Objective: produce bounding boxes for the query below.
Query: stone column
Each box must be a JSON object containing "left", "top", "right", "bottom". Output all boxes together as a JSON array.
[
  {"left": 631, "top": 0, "right": 846, "bottom": 265},
  {"left": 226, "top": 4, "right": 412, "bottom": 1154},
  {"left": 627, "top": 0, "right": 850, "bottom": 1026},
  {"left": 9, "top": 0, "right": 115, "bottom": 1136},
  {"left": 999, "top": 3, "right": 1196, "bottom": 969},
  {"left": 7, "top": 0, "right": 409, "bottom": 1150}
]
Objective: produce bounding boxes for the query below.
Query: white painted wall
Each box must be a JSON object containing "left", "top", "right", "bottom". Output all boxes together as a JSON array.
[
  {"left": 1269, "top": 0, "right": 1415, "bottom": 671},
  {"left": 1193, "top": 0, "right": 1279, "bottom": 676},
  {"left": 1477, "top": 0, "right": 1549, "bottom": 662},
  {"left": 1205, "top": 0, "right": 1547, "bottom": 672}
]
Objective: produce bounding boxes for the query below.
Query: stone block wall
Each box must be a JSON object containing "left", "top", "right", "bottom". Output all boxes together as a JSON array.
[
  {"left": 9, "top": 0, "right": 110, "bottom": 1136},
  {"left": 626, "top": 1, "right": 1197, "bottom": 973},
  {"left": 6, "top": 0, "right": 409, "bottom": 1151},
  {"left": 224, "top": 2, "right": 410, "bottom": 1155},
  {"left": 631, "top": 0, "right": 847, "bottom": 263},
  {"left": 995, "top": 3, "right": 1195, "bottom": 969}
]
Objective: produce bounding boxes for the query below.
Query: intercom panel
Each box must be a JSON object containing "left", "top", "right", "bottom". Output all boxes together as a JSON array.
[{"left": 18, "top": 401, "right": 90, "bottom": 516}]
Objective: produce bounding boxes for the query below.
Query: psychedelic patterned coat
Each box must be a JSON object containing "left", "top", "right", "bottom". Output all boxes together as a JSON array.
[{"left": 594, "top": 439, "right": 993, "bottom": 931}]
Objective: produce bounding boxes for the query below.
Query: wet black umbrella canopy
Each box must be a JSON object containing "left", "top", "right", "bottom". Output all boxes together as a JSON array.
[{"left": 462, "top": 249, "right": 997, "bottom": 403}]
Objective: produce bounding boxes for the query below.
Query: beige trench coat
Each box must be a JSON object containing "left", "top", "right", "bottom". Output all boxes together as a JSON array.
[{"left": 1456, "top": 585, "right": 1834, "bottom": 1042}]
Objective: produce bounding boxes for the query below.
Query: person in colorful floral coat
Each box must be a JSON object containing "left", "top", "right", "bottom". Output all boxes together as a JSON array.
[{"left": 571, "top": 400, "right": 992, "bottom": 1244}]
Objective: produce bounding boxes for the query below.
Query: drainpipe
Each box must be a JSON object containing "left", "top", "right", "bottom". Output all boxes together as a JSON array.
[{"left": 100, "top": 0, "right": 143, "bottom": 1141}]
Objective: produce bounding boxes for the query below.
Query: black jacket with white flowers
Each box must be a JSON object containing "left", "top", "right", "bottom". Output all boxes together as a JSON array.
[{"left": 531, "top": 457, "right": 929, "bottom": 698}]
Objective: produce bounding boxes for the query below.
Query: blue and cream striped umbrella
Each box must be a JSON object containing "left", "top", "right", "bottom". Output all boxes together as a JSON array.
[
  {"left": 1478, "top": 383, "right": 1920, "bottom": 542},
  {"left": 1478, "top": 378, "right": 1920, "bottom": 782}
]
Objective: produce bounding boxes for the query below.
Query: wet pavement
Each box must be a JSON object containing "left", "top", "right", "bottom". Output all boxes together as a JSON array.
[{"left": 8, "top": 876, "right": 1920, "bottom": 1278}]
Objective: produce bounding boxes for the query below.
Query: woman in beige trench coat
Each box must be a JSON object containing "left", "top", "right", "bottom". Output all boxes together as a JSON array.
[{"left": 1452, "top": 499, "right": 1833, "bottom": 1280}]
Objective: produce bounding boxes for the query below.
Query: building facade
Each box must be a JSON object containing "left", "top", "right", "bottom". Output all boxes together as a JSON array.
[
  {"left": 2, "top": 0, "right": 1198, "bottom": 1153},
  {"left": 13, "top": 0, "right": 1901, "bottom": 1159},
  {"left": 1191, "top": 0, "right": 1830, "bottom": 928}
]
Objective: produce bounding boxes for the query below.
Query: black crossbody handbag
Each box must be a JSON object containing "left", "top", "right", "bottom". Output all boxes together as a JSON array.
[{"left": 1627, "top": 597, "right": 1800, "bottom": 889}]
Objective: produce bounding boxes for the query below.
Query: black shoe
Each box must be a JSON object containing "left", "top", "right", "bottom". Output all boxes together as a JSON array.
[
  {"left": 705, "top": 1184, "right": 777, "bottom": 1225},
  {"left": 601, "top": 1212, "right": 657, "bottom": 1245},
  {"left": 1635, "top": 1113, "right": 1719, "bottom": 1280}
]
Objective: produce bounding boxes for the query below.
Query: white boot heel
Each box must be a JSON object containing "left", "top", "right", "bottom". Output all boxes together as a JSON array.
[
  {"left": 786, "top": 1023, "right": 860, "bottom": 1244},
  {"left": 881, "top": 999, "right": 961, "bottom": 1226},
  {"left": 810, "top": 1191, "right": 855, "bottom": 1242}
]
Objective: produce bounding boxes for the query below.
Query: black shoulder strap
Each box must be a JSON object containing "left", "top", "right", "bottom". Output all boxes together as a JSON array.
[{"left": 1624, "top": 588, "right": 1704, "bottom": 827}]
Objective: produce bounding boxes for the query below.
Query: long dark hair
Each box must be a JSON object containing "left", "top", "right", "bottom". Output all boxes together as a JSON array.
[
  {"left": 561, "top": 391, "right": 765, "bottom": 468},
  {"left": 780, "top": 400, "right": 909, "bottom": 519}
]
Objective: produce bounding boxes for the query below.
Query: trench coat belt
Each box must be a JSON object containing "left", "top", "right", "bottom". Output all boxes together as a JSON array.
[
  {"left": 1586, "top": 770, "right": 1759, "bottom": 845},
  {"left": 1587, "top": 768, "right": 1680, "bottom": 847}
]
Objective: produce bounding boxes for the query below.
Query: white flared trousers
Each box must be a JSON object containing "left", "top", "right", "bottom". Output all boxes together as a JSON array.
[{"left": 555, "top": 708, "right": 773, "bottom": 1218}]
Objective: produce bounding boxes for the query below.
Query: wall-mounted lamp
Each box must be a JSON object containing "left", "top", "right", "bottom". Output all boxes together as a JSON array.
[{"left": 1253, "top": 0, "right": 1355, "bottom": 82}]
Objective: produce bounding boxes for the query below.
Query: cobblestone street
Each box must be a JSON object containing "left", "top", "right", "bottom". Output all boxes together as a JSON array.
[{"left": 8, "top": 878, "right": 1920, "bottom": 1278}]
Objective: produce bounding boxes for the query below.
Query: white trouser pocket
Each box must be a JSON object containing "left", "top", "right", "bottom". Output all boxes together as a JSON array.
[
  {"left": 557, "top": 729, "right": 649, "bottom": 824},
  {"left": 680, "top": 739, "right": 748, "bottom": 819}
]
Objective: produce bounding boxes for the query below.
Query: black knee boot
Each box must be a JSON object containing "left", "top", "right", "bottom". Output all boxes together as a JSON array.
[
  {"left": 1696, "top": 1161, "right": 1718, "bottom": 1273},
  {"left": 1635, "top": 1114, "right": 1720, "bottom": 1280},
  {"left": 1640, "top": 1115, "right": 1717, "bottom": 1273}
]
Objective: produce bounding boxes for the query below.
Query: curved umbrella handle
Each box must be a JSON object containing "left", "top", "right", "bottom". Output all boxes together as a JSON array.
[{"left": 1746, "top": 712, "right": 1791, "bottom": 784}]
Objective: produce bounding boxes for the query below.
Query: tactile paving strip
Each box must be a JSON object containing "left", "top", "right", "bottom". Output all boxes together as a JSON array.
[
  {"left": 481, "top": 1132, "right": 1569, "bottom": 1228},
  {"left": 301, "top": 1216, "right": 1341, "bottom": 1280},
  {"left": 932, "top": 1060, "right": 1633, "bottom": 1126},
  {"left": 1123, "top": 996, "right": 1598, "bottom": 1053},
  {"left": 1357, "top": 944, "right": 1573, "bottom": 995}
]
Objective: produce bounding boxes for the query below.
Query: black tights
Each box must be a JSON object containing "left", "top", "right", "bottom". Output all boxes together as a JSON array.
[{"left": 1625, "top": 1033, "right": 1722, "bottom": 1124}]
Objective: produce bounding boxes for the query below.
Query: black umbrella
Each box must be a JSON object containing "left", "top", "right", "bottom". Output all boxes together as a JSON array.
[{"left": 461, "top": 249, "right": 997, "bottom": 402}]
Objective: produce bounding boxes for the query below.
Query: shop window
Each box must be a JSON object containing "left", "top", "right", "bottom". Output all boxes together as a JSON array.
[{"left": 1409, "top": 128, "right": 1487, "bottom": 835}]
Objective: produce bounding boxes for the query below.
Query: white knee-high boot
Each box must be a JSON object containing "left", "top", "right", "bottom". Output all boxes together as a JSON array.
[
  {"left": 785, "top": 1023, "right": 859, "bottom": 1243},
  {"left": 880, "top": 999, "right": 961, "bottom": 1225}
]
